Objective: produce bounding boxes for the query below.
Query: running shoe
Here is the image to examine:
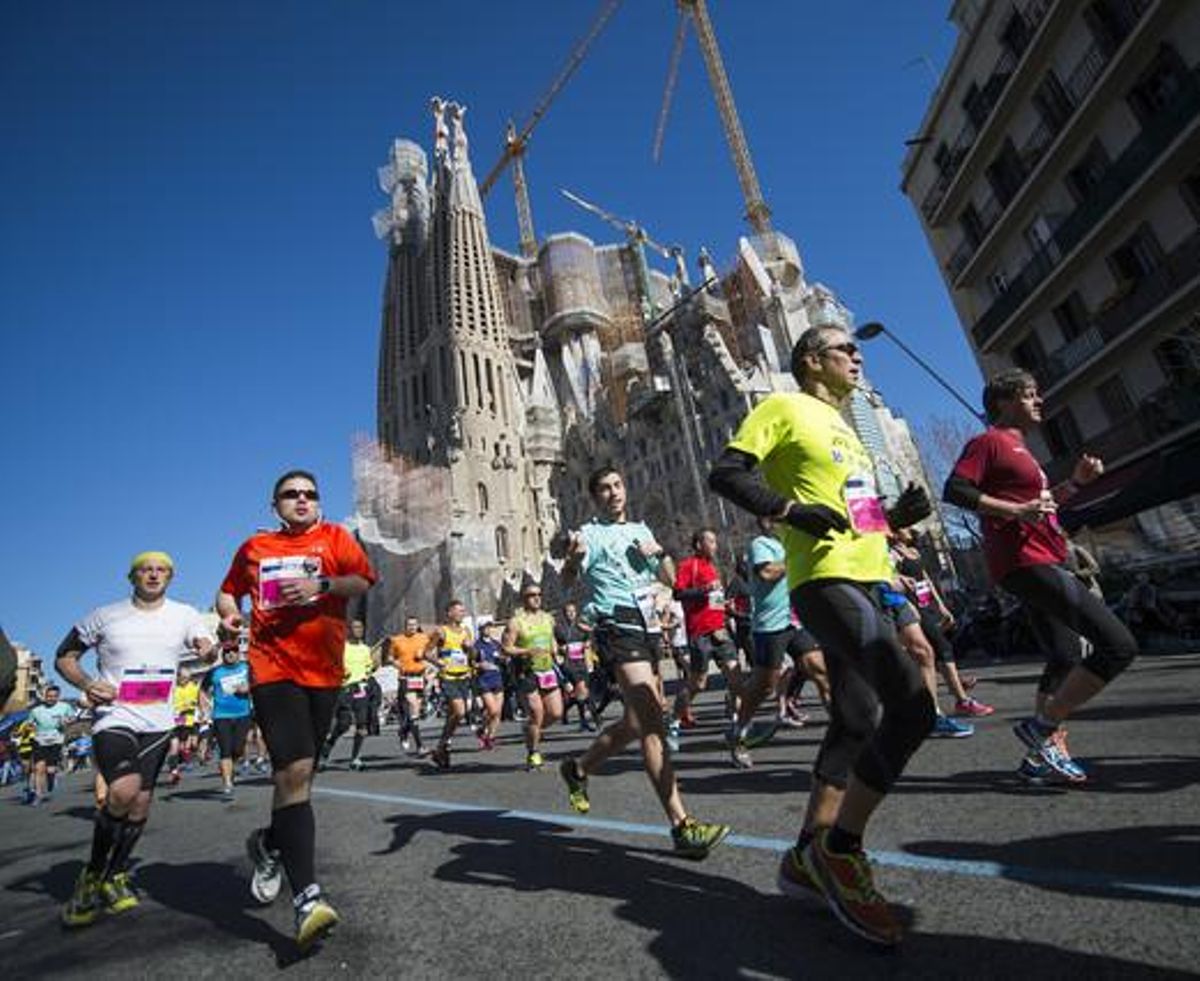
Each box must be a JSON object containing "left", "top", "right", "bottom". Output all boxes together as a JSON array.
[
  {"left": 430, "top": 745, "right": 451, "bottom": 771},
  {"left": 777, "top": 710, "right": 809, "bottom": 729},
  {"left": 246, "top": 828, "right": 283, "bottom": 905},
  {"left": 671, "top": 817, "right": 731, "bottom": 860},
  {"left": 1016, "top": 755, "right": 1054, "bottom": 785},
  {"left": 729, "top": 740, "right": 753, "bottom": 770},
  {"left": 100, "top": 872, "right": 139, "bottom": 914},
  {"left": 743, "top": 719, "right": 780, "bottom": 749},
  {"left": 400, "top": 735, "right": 413, "bottom": 752},
  {"left": 776, "top": 845, "right": 822, "bottom": 901},
  {"left": 167, "top": 768, "right": 181, "bottom": 786},
  {"left": 1013, "top": 719, "right": 1086, "bottom": 783},
  {"left": 953, "top": 698, "right": 995, "bottom": 717},
  {"left": 527, "top": 751, "right": 544, "bottom": 770},
  {"left": 295, "top": 894, "right": 339, "bottom": 952},
  {"left": 559, "top": 757, "right": 590, "bottom": 814},
  {"left": 220, "top": 784, "right": 235, "bottom": 802},
  {"left": 349, "top": 758, "right": 366, "bottom": 772},
  {"left": 61, "top": 868, "right": 102, "bottom": 928},
  {"left": 802, "top": 828, "right": 902, "bottom": 946},
  {"left": 931, "top": 714, "right": 974, "bottom": 738},
  {"left": 665, "top": 718, "right": 681, "bottom": 754}
]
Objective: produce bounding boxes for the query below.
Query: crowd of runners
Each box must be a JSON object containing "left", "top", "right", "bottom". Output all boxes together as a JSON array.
[{"left": 17, "top": 324, "right": 1147, "bottom": 953}]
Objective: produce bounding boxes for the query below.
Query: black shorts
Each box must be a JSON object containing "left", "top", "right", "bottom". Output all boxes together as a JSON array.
[
  {"left": 688, "top": 628, "right": 739, "bottom": 674},
  {"left": 93, "top": 728, "right": 172, "bottom": 789},
  {"left": 31, "top": 743, "right": 63, "bottom": 767},
  {"left": 475, "top": 672, "right": 504, "bottom": 694},
  {"left": 252, "top": 680, "right": 338, "bottom": 769},
  {"left": 173, "top": 723, "right": 197, "bottom": 743},
  {"left": 592, "top": 622, "right": 660, "bottom": 668},
  {"left": 751, "top": 626, "right": 821, "bottom": 670},
  {"left": 559, "top": 658, "right": 589, "bottom": 685},
  {"left": 440, "top": 677, "right": 473, "bottom": 703},
  {"left": 213, "top": 717, "right": 251, "bottom": 759},
  {"left": 517, "top": 669, "right": 561, "bottom": 697},
  {"left": 336, "top": 684, "right": 373, "bottom": 729}
]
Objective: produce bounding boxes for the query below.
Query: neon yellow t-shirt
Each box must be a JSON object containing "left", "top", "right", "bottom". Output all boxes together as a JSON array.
[
  {"left": 511, "top": 611, "right": 556, "bottom": 673},
  {"left": 728, "top": 391, "right": 893, "bottom": 587},
  {"left": 438, "top": 624, "right": 473, "bottom": 679},
  {"left": 342, "top": 642, "right": 374, "bottom": 686}
]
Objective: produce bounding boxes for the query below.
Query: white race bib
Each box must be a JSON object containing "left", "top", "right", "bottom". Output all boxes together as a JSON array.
[
  {"left": 117, "top": 666, "right": 175, "bottom": 706},
  {"left": 632, "top": 586, "right": 663, "bottom": 634},
  {"left": 259, "top": 555, "right": 323, "bottom": 610}
]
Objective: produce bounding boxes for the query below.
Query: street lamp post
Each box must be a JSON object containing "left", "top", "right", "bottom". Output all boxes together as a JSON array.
[{"left": 854, "top": 321, "right": 985, "bottom": 424}]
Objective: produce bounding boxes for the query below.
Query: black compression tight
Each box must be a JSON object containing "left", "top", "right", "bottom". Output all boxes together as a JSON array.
[
  {"left": 792, "top": 580, "right": 936, "bottom": 794},
  {"left": 1003, "top": 563, "right": 1137, "bottom": 689}
]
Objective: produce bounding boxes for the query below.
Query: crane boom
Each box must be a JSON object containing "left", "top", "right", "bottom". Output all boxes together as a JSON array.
[
  {"left": 681, "top": 0, "right": 772, "bottom": 233},
  {"left": 651, "top": 8, "right": 688, "bottom": 164}
]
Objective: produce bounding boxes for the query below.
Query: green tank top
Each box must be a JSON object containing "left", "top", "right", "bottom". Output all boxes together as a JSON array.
[{"left": 512, "top": 611, "right": 556, "bottom": 673}]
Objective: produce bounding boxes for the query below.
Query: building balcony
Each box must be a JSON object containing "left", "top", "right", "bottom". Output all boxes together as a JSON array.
[
  {"left": 1035, "top": 227, "right": 1200, "bottom": 391},
  {"left": 1043, "top": 380, "right": 1200, "bottom": 483},
  {"left": 971, "top": 66, "right": 1200, "bottom": 351}
]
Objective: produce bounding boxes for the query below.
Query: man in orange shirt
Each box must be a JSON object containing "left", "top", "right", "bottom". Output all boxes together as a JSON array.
[
  {"left": 217, "top": 469, "right": 375, "bottom": 952},
  {"left": 388, "top": 615, "right": 430, "bottom": 756}
]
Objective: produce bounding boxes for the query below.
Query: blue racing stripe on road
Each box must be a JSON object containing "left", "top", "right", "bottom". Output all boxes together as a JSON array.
[{"left": 314, "top": 786, "right": 1200, "bottom": 902}]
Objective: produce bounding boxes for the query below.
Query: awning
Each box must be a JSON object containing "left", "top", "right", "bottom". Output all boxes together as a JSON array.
[{"left": 1060, "top": 428, "right": 1200, "bottom": 531}]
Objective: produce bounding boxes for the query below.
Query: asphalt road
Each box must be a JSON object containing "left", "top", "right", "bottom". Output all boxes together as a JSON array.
[{"left": 2, "top": 652, "right": 1198, "bottom": 979}]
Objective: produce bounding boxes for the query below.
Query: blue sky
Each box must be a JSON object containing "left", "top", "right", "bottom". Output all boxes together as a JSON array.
[{"left": 1, "top": 2, "right": 977, "bottom": 665}]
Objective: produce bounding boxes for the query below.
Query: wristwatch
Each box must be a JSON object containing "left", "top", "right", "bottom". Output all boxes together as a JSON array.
[{"left": 317, "top": 577, "right": 332, "bottom": 594}]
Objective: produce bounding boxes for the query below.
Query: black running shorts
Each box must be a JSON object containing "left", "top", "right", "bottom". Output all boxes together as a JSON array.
[
  {"left": 93, "top": 728, "right": 172, "bottom": 789},
  {"left": 213, "top": 716, "right": 251, "bottom": 760},
  {"left": 251, "top": 680, "right": 338, "bottom": 769}
]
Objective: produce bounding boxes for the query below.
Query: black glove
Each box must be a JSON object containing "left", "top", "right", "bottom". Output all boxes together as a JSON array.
[
  {"left": 887, "top": 483, "right": 933, "bottom": 530},
  {"left": 784, "top": 502, "right": 850, "bottom": 538}
]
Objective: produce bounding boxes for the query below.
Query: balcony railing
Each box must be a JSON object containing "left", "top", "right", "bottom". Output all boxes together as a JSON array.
[
  {"left": 920, "top": 0, "right": 1054, "bottom": 222},
  {"left": 1043, "top": 380, "right": 1200, "bottom": 483},
  {"left": 971, "top": 67, "right": 1200, "bottom": 350}
]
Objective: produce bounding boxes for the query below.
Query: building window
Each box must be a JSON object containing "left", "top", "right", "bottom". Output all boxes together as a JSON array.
[
  {"left": 1051, "top": 291, "right": 1090, "bottom": 342},
  {"left": 1084, "top": 0, "right": 1143, "bottom": 58},
  {"left": 1179, "top": 166, "right": 1200, "bottom": 223},
  {"left": 1096, "top": 374, "right": 1134, "bottom": 423},
  {"left": 495, "top": 526, "right": 509, "bottom": 564},
  {"left": 1032, "top": 70, "right": 1074, "bottom": 131},
  {"left": 1012, "top": 332, "right": 1047, "bottom": 373},
  {"left": 1000, "top": 5, "right": 1034, "bottom": 60},
  {"left": 1126, "top": 43, "right": 1189, "bottom": 126},
  {"left": 1106, "top": 223, "right": 1163, "bottom": 287},
  {"left": 476, "top": 482, "right": 489, "bottom": 515},
  {"left": 1064, "top": 140, "right": 1111, "bottom": 204},
  {"left": 1043, "top": 408, "right": 1083, "bottom": 458},
  {"left": 984, "top": 138, "right": 1026, "bottom": 207},
  {"left": 1154, "top": 324, "right": 1200, "bottom": 386},
  {"left": 988, "top": 268, "right": 1010, "bottom": 298},
  {"left": 959, "top": 203, "right": 985, "bottom": 247}
]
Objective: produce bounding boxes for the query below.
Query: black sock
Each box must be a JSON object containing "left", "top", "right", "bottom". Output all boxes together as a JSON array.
[
  {"left": 166, "top": 753, "right": 178, "bottom": 770},
  {"left": 351, "top": 733, "right": 364, "bottom": 759},
  {"left": 270, "top": 801, "right": 316, "bottom": 897},
  {"left": 89, "top": 808, "right": 124, "bottom": 874},
  {"left": 826, "top": 825, "right": 863, "bottom": 855},
  {"left": 106, "top": 818, "right": 146, "bottom": 877},
  {"left": 795, "top": 828, "right": 815, "bottom": 853}
]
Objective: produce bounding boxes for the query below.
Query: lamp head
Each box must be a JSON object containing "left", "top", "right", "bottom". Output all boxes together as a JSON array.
[{"left": 855, "top": 321, "right": 887, "bottom": 341}]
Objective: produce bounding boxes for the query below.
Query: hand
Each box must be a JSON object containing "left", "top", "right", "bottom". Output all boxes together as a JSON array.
[
  {"left": 784, "top": 502, "right": 850, "bottom": 538},
  {"left": 636, "top": 537, "right": 663, "bottom": 559},
  {"left": 85, "top": 680, "right": 118, "bottom": 704},
  {"left": 939, "top": 611, "right": 956, "bottom": 631},
  {"left": 567, "top": 532, "right": 586, "bottom": 559},
  {"left": 1011, "top": 496, "right": 1056, "bottom": 523},
  {"left": 1072, "top": 454, "right": 1104, "bottom": 485},
  {"left": 280, "top": 578, "right": 321, "bottom": 604},
  {"left": 887, "top": 483, "right": 933, "bottom": 530},
  {"left": 219, "top": 612, "right": 244, "bottom": 637}
]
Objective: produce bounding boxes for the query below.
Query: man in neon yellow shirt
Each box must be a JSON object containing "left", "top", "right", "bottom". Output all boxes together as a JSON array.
[
  {"left": 709, "top": 325, "right": 935, "bottom": 947},
  {"left": 503, "top": 583, "right": 563, "bottom": 770},
  {"left": 320, "top": 620, "right": 378, "bottom": 771}
]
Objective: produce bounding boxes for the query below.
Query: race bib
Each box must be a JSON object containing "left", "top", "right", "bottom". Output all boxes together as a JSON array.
[
  {"left": 260, "top": 555, "right": 322, "bottom": 610},
  {"left": 844, "top": 475, "right": 889, "bottom": 534},
  {"left": 632, "top": 586, "right": 663, "bottom": 634},
  {"left": 914, "top": 581, "right": 934, "bottom": 608},
  {"left": 566, "top": 642, "right": 586, "bottom": 661},
  {"left": 405, "top": 676, "right": 425, "bottom": 692},
  {"left": 707, "top": 588, "right": 726, "bottom": 610},
  {"left": 219, "top": 672, "right": 244, "bottom": 695},
  {"left": 535, "top": 669, "right": 558, "bottom": 690},
  {"left": 445, "top": 649, "right": 468, "bottom": 667},
  {"left": 117, "top": 666, "right": 174, "bottom": 706},
  {"left": 351, "top": 683, "right": 368, "bottom": 699}
]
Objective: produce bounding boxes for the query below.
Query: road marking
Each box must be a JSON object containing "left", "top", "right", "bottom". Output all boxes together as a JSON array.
[{"left": 314, "top": 786, "right": 1200, "bottom": 902}]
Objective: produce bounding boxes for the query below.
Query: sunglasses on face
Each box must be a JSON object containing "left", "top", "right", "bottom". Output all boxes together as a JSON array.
[
  {"left": 820, "top": 342, "right": 860, "bottom": 358},
  {"left": 277, "top": 488, "right": 320, "bottom": 501}
]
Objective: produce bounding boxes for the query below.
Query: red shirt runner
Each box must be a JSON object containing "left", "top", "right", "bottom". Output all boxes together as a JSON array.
[
  {"left": 951, "top": 427, "right": 1068, "bottom": 583},
  {"left": 220, "top": 522, "right": 376, "bottom": 689},
  {"left": 674, "top": 555, "right": 726, "bottom": 639}
]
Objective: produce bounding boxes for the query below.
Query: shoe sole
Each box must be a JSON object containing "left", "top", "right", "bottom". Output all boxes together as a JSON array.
[
  {"left": 674, "top": 825, "right": 731, "bottom": 861},
  {"left": 296, "top": 905, "right": 340, "bottom": 952},
  {"left": 803, "top": 847, "right": 902, "bottom": 947},
  {"left": 931, "top": 727, "right": 974, "bottom": 739},
  {"left": 104, "top": 898, "right": 138, "bottom": 915},
  {"left": 61, "top": 908, "right": 100, "bottom": 928},
  {"left": 246, "top": 835, "right": 282, "bottom": 905}
]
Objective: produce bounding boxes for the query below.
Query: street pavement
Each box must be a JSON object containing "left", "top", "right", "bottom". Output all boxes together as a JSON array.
[{"left": 2, "top": 652, "right": 1198, "bottom": 979}]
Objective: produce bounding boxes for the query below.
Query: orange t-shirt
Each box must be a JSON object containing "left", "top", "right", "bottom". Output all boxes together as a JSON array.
[
  {"left": 390, "top": 632, "right": 429, "bottom": 675},
  {"left": 220, "top": 522, "right": 376, "bottom": 689}
]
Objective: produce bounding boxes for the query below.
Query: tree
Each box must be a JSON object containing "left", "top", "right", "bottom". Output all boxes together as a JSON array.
[{"left": 915, "top": 414, "right": 984, "bottom": 549}]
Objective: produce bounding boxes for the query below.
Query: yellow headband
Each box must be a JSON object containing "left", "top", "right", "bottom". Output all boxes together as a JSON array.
[{"left": 129, "top": 550, "right": 175, "bottom": 575}]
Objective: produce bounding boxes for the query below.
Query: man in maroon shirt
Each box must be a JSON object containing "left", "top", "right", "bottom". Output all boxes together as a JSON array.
[
  {"left": 672, "top": 528, "right": 742, "bottom": 731},
  {"left": 945, "top": 369, "right": 1137, "bottom": 783}
]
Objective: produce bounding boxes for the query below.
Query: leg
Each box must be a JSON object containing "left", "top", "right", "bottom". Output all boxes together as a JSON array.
[
  {"left": 798, "top": 649, "right": 831, "bottom": 708},
  {"left": 523, "top": 689, "right": 545, "bottom": 757}
]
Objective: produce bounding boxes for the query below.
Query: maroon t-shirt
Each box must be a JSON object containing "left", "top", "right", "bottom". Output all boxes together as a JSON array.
[
  {"left": 951, "top": 427, "right": 1068, "bottom": 583},
  {"left": 674, "top": 556, "right": 726, "bottom": 638}
]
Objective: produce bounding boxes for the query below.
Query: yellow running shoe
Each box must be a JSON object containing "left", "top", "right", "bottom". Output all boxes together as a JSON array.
[
  {"left": 100, "top": 871, "right": 139, "bottom": 914},
  {"left": 295, "top": 897, "right": 340, "bottom": 952},
  {"left": 559, "top": 757, "right": 590, "bottom": 813},
  {"left": 61, "top": 868, "right": 102, "bottom": 928}
]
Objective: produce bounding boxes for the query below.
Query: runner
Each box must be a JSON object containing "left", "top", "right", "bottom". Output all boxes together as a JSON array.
[
  {"left": 206, "top": 639, "right": 253, "bottom": 800},
  {"left": 727, "top": 517, "right": 828, "bottom": 770},
  {"left": 557, "top": 465, "right": 731, "bottom": 859},
  {"left": 56, "top": 550, "right": 215, "bottom": 927},
  {"left": 27, "top": 685, "right": 75, "bottom": 805},
  {"left": 321, "top": 620, "right": 378, "bottom": 771},
  {"left": 503, "top": 584, "right": 564, "bottom": 770},
  {"left": 709, "top": 325, "right": 936, "bottom": 945},
  {"left": 944, "top": 369, "right": 1136, "bottom": 783},
  {"left": 556, "top": 602, "right": 597, "bottom": 732},
  {"left": 217, "top": 469, "right": 375, "bottom": 951},
  {"left": 388, "top": 616, "right": 430, "bottom": 756},
  {"left": 672, "top": 529, "right": 743, "bottom": 730},
  {"left": 423, "top": 600, "right": 475, "bottom": 771},
  {"left": 165, "top": 667, "right": 201, "bottom": 785},
  {"left": 473, "top": 621, "right": 505, "bottom": 750}
]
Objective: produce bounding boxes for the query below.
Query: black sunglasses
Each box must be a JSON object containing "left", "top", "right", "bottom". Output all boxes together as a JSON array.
[
  {"left": 277, "top": 488, "right": 320, "bottom": 501},
  {"left": 820, "top": 342, "right": 860, "bottom": 358}
]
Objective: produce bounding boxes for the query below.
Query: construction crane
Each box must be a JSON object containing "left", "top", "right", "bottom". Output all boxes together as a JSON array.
[
  {"left": 653, "top": 0, "right": 772, "bottom": 235},
  {"left": 478, "top": 0, "right": 623, "bottom": 259}
]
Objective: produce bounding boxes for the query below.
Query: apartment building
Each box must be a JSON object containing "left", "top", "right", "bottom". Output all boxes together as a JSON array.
[{"left": 901, "top": 0, "right": 1200, "bottom": 537}]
